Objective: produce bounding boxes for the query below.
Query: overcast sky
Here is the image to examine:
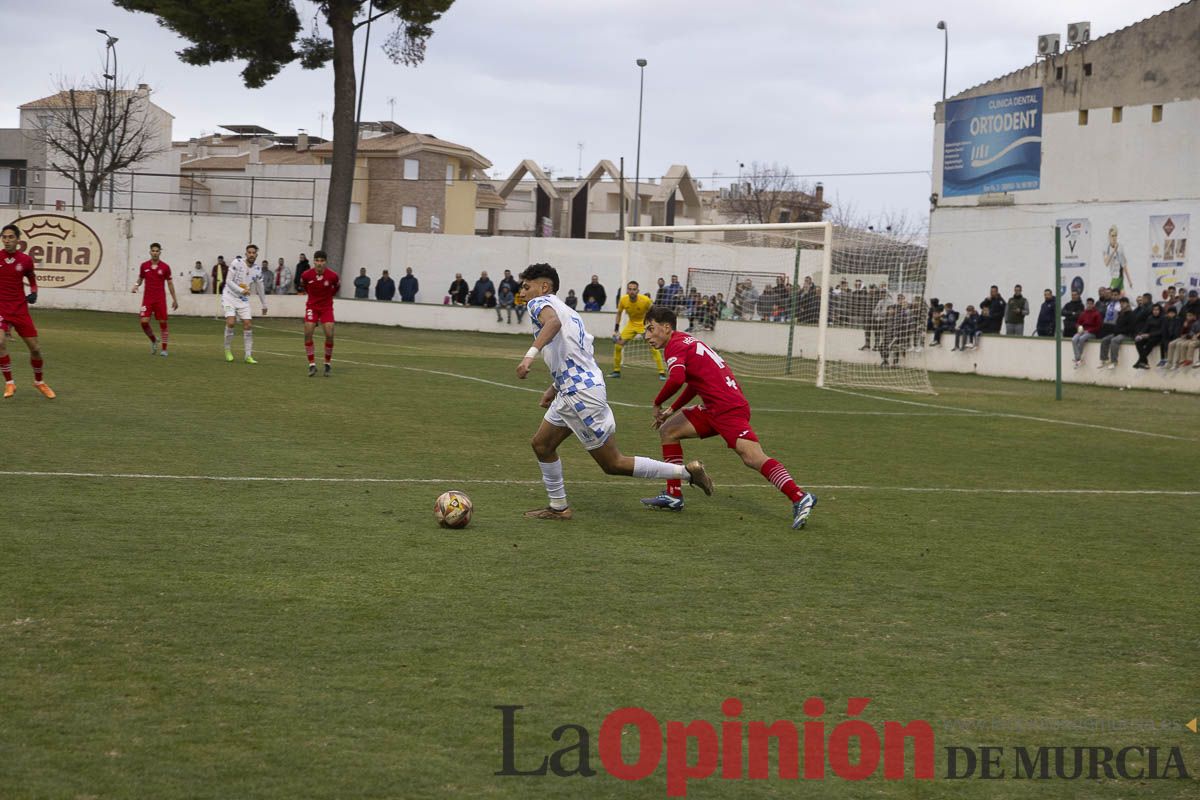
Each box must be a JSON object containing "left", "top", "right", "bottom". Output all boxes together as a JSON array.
[{"left": 5, "top": 0, "right": 1180, "bottom": 224}]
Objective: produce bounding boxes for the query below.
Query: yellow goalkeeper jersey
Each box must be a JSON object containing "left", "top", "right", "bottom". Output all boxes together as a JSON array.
[{"left": 618, "top": 293, "right": 653, "bottom": 329}]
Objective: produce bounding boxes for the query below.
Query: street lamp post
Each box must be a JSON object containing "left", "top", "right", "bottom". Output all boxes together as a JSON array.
[
  {"left": 632, "top": 58, "right": 647, "bottom": 233},
  {"left": 936, "top": 21, "right": 948, "bottom": 104},
  {"left": 97, "top": 29, "right": 119, "bottom": 212}
]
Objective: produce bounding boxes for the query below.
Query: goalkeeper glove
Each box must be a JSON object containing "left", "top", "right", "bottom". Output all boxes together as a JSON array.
[{"left": 25, "top": 292, "right": 36, "bottom": 304}]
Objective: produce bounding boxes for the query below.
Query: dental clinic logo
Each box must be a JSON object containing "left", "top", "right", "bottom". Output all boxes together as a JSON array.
[{"left": 494, "top": 700, "right": 1192, "bottom": 796}]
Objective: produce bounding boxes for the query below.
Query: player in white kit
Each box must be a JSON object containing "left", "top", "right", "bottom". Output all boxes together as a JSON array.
[
  {"left": 515, "top": 263, "right": 713, "bottom": 520},
  {"left": 222, "top": 244, "right": 269, "bottom": 363}
]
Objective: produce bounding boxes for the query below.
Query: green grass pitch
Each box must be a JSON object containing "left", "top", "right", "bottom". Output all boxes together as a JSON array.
[{"left": 1, "top": 309, "right": 1197, "bottom": 798}]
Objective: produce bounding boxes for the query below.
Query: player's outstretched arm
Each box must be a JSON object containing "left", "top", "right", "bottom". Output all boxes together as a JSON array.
[
  {"left": 167, "top": 275, "right": 179, "bottom": 309},
  {"left": 516, "top": 306, "right": 562, "bottom": 379}
]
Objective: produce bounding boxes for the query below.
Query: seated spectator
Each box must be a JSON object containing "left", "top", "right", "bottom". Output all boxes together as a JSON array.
[
  {"left": 1132, "top": 303, "right": 1164, "bottom": 369},
  {"left": 564, "top": 289, "right": 578, "bottom": 310},
  {"left": 375, "top": 270, "right": 396, "bottom": 301},
  {"left": 469, "top": 271, "right": 494, "bottom": 306},
  {"left": 1035, "top": 289, "right": 1056, "bottom": 336},
  {"left": 1097, "top": 297, "right": 1134, "bottom": 369},
  {"left": 1158, "top": 306, "right": 1183, "bottom": 367},
  {"left": 497, "top": 282, "right": 516, "bottom": 323},
  {"left": 481, "top": 288, "right": 497, "bottom": 309},
  {"left": 1165, "top": 310, "right": 1198, "bottom": 368},
  {"left": 930, "top": 302, "right": 958, "bottom": 346},
  {"left": 448, "top": 273, "right": 469, "bottom": 305},
  {"left": 1071, "top": 297, "right": 1102, "bottom": 367},
  {"left": 188, "top": 260, "right": 208, "bottom": 294},
  {"left": 582, "top": 274, "right": 607, "bottom": 311},
  {"left": 953, "top": 305, "right": 981, "bottom": 350},
  {"left": 926, "top": 297, "right": 943, "bottom": 333},
  {"left": 1182, "top": 289, "right": 1200, "bottom": 319}
]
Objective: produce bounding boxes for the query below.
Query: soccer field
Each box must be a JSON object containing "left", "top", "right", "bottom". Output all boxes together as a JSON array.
[{"left": 2, "top": 309, "right": 1197, "bottom": 798}]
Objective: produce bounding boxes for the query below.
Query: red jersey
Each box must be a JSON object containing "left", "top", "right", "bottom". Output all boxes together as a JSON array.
[
  {"left": 301, "top": 268, "right": 340, "bottom": 309},
  {"left": 0, "top": 250, "right": 36, "bottom": 307},
  {"left": 654, "top": 331, "right": 749, "bottom": 415},
  {"left": 139, "top": 260, "right": 172, "bottom": 303}
]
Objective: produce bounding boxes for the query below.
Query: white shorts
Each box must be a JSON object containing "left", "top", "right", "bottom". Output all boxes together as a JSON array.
[
  {"left": 222, "top": 297, "right": 252, "bottom": 320},
  {"left": 544, "top": 387, "right": 616, "bottom": 451}
]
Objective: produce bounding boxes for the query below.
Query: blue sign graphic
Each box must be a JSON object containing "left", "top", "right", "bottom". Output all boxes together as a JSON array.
[{"left": 942, "top": 88, "right": 1043, "bottom": 197}]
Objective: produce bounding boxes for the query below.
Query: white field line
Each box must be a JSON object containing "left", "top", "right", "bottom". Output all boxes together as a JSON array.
[
  {"left": 823, "top": 387, "right": 1198, "bottom": 442},
  {"left": 2, "top": 469, "right": 1197, "bottom": 495}
]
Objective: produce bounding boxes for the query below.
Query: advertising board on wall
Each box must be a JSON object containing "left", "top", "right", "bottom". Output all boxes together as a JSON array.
[{"left": 943, "top": 88, "right": 1043, "bottom": 198}]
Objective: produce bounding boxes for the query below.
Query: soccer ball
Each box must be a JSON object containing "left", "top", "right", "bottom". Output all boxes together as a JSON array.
[{"left": 434, "top": 490, "right": 473, "bottom": 529}]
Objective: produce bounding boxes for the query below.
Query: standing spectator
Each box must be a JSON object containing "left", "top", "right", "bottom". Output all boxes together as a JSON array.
[
  {"left": 930, "top": 302, "right": 958, "bottom": 346},
  {"left": 1182, "top": 289, "right": 1200, "bottom": 319},
  {"left": 582, "top": 274, "right": 607, "bottom": 310},
  {"left": 797, "top": 277, "right": 819, "bottom": 324},
  {"left": 353, "top": 268, "right": 371, "bottom": 299},
  {"left": 1005, "top": 284, "right": 1028, "bottom": 335},
  {"left": 469, "top": 270, "right": 494, "bottom": 306},
  {"left": 497, "top": 281, "right": 516, "bottom": 323},
  {"left": 1035, "top": 289, "right": 1056, "bottom": 336},
  {"left": 741, "top": 280, "right": 760, "bottom": 321},
  {"left": 261, "top": 261, "right": 275, "bottom": 295},
  {"left": 981, "top": 285, "right": 1006, "bottom": 333},
  {"left": 564, "top": 289, "right": 578, "bottom": 309},
  {"left": 294, "top": 253, "right": 310, "bottom": 292},
  {"left": 953, "top": 305, "right": 981, "bottom": 350},
  {"left": 448, "top": 272, "right": 469, "bottom": 305},
  {"left": 1071, "top": 297, "right": 1102, "bottom": 367},
  {"left": 1061, "top": 290, "right": 1084, "bottom": 334},
  {"left": 1097, "top": 297, "right": 1134, "bottom": 369},
  {"left": 188, "top": 260, "right": 209, "bottom": 294},
  {"left": 211, "top": 255, "right": 228, "bottom": 295},
  {"left": 1132, "top": 304, "right": 1164, "bottom": 369},
  {"left": 653, "top": 276, "right": 669, "bottom": 306},
  {"left": 274, "top": 258, "right": 292, "bottom": 295},
  {"left": 663, "top": 274, "right": 684, "bottom": 310},
  {"left": 399, "top": 267, "right": 419, "bottom": 302},
  {"left": 1158, "top": 306, "right": 1183, "bottom": 366},
  {"left": 375, "top": 270, "right": 396, "bottom": 301}
]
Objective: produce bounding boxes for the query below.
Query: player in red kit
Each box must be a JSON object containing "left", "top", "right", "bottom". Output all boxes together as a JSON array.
[
  {"left": 0, "top": 224, "right": 54, "bottom": 399},
  {"left": 299, "top": 249, "right": 340, "bottom": 377},
  {"left": 131, "top": 242, "right": 178, "bottom": 357},
  {"left": 641, "top": 306, "right": 816, "bottom": 528}
]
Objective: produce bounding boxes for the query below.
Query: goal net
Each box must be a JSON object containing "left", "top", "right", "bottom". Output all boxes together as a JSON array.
[{"left": 619, "top": 222, "right": 934, "bottom": 394}]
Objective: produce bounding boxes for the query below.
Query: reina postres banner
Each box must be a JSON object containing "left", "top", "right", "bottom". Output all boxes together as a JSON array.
[
  {"left": 942, "top": 88, "right": 1043, "bottom": 197},
  {"left": 10, "top": 213, "right": 104, "bottom": 288}
]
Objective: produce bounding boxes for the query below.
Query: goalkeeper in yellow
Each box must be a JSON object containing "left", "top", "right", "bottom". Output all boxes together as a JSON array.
[{"left": 609, "top": 280, "right": 666, "bottom": 380}]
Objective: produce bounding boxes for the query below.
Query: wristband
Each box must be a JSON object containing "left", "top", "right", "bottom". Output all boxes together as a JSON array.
[{"left": 524, "top": 346, "right": 540, "bottom": 359}]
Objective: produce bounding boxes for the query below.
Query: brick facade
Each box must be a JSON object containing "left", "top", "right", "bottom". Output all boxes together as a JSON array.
[{"left": 365, "top": 152, "right": 448, "bottom": 232}]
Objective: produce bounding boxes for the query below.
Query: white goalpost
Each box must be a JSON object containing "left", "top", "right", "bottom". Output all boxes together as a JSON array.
[{"left": 620, "top": 221, "right": 934, "bottom": 395}]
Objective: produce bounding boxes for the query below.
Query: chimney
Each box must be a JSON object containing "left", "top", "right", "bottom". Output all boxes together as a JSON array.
[
  {"left": 296, "top": 130, "right": 309, "bottom": 152},
  {"left": 814, "top": 182, "right": 824, "bottom": 204},
  {"left": 136, "top": 83, "right": 150, "bottom": 97},
  {"left": 187, "top": 137, "right": 198, "bottom": 157},
  {"left": 248, "top": 140, "right": 262, "bottom": 165}
]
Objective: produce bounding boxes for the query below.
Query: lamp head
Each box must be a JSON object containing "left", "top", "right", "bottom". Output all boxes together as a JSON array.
[
  {"left": 636, "top": 58, "right": 647, "bottom": 67},
  {"left": 937, "top": 20, "right": 946, "bottom": 30}
]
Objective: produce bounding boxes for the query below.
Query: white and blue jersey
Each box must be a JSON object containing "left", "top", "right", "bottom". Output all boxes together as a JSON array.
[
  {"left": 527, "top": 292, "right": 615, "bottom": 450},
  {"left": 527, "top": 293, "right": 606, "bottom": 398}
]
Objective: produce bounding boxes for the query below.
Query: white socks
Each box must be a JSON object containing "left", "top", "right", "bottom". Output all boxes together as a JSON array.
[
  {"left": 633, "top": 456, "right": 688, "bottom": 480},
  {"left": 243, "top": 329, "right": 253, "bottom": 357},
  {"left": 538, "top": 460, "right": 568, "bottom": 509},
  {"left": 224, "top": 327, "right": 234, "bottom": 349}
]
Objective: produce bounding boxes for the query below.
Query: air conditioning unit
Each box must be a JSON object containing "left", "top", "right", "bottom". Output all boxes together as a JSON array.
[
  {"left": 1038, "top": 34, "right": 1060, "bottom": 56},
  {"left": 1067, "top": 21, "right": 1091, "bottom": 45}
]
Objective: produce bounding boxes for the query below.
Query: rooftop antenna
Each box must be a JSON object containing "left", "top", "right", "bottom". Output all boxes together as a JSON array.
[
  {"left": 318, "top": 111, "right": 327, "bottom": 139},
  {"left": 576, "top": 142, "right": 584, "bottom": 178},
  {"left": 387, "top": 97, "right": 396, "bottom": 122}
]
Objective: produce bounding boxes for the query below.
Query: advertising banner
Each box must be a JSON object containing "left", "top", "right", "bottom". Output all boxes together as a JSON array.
[
  {"left": 1056, "top": 218, "right": 1089, "bottom": 297},
  {"left": 943, "top": 88, "right": 1043, "bottom": 197},
  {"left": 1149, "top": 214, "right": 1189, "bottom": 290}
]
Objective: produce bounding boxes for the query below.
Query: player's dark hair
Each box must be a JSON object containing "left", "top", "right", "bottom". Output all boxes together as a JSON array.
[
  {"left": 628, "top": 280, "right": 639, "bottom": 289},
  {"left": 246, "top": 243, "right": 259, "bottom": 251},
  {"left": 1, "top": 224, "right": 20, "bottom": 237},
  {"left": 519, "top": 263, "right": 559, "bottom": 292},
  {"left": 150, "top": 242, "right": 161, "bottom": 249},
  {"left": 645, "top": 305, "right": 678, "bottom": 329},
  {"left": 313, "top": 250, "right": 328, "bottom": 260}
]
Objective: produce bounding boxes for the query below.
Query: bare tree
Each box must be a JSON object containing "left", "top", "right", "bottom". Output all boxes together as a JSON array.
[
  {"left": 719, "top": 161, "right": 820, "bottom": 224},
  {"left": 28, "top": 74, "right": 165, "bottom": 212},
  {"left": 828, "top": 196, "right": 928, "bottom": 246}
]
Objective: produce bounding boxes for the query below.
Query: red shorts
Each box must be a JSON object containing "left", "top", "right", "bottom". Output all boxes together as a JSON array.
[
  {"left": 140, "top": 300, "right": 168, "bottom": 321},
  {"left": 0, "top": 305, "right": 37, "bottom": 339},
  {"left": 682, "top": 404, "right": 758, "bottom": 449},
  {"left": 305, "top": 306, "right": 334, "bottom": 324}
]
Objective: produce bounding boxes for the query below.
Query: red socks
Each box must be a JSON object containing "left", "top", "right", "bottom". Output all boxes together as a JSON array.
[
  {"left": 140, "top": 320, "right": 156, "bottom": 342},
  {"left": 0, "top": 354, "right": 11, "bottom": 382},
  {"left": 761, "top": 458, "right": 804, "bottom": 502},
  {"left": 324, "top": 340, "right": 334, "bottom": 365},
  {"left": 31, "top": 358, "right": 43, "bottom": 383},
  {"left": 159, "top": 323, "right": 169, "bottom": 351},
  {"left": 662, "top": 442, "right": 684, "bottom": 498},
  {"left": 305, "top": 342, "right": 315, "bottom": 365}
]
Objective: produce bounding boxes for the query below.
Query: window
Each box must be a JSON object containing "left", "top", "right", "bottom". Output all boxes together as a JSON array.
[
  {"left": 1112, "top": 107, "right": 1122, "bottom": 123},
  {"left": 777, "top": 209, "right": 792, "bottom": 223},
  {"left": 1055, "top": 66, "right": 1064, "bottom": 80},
  {"left": 1083, "top": 63, "right": 1093, "bottom": 76},
  {"left": 401, "top": 206, "right": 417, "bottom": 227},
  {"left": 446, "top": 163, "right": 455, "bottom": 185},
  {"left": 1078, "top": 109, "right": 1089, "bottom": 126},
  {"left": 1152, "top": 104, "right": 1163, "bottom": 123},
  {"left": 403, "top": 159, "right": 419, "bottom": 180}
]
